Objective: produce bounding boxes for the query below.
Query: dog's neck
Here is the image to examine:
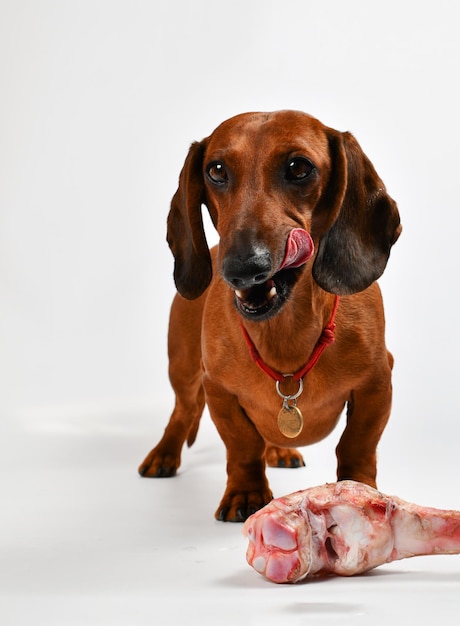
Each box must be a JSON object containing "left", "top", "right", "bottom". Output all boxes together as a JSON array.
[{"left": 239, "top": 283, "right": 338, "bottom": 376}]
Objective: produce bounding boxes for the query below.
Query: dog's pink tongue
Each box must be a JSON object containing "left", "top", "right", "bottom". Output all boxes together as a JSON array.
[{"left": 279, "top": 228, "right": 314, "bottom": 270}]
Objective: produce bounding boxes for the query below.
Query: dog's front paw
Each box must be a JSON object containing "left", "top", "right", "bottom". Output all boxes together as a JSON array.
[{"left": 214, "top": 488, "right": 273, "bottom": 522}]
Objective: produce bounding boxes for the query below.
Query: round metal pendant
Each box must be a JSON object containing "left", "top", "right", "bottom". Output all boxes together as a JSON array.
[{"left": 277, "top": 405, "right": 304, "bottom": 438}]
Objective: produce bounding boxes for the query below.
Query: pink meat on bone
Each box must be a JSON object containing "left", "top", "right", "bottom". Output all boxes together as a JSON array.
[
  {"left": 243, "top": 481, "right": 460, "bottom": 583},
  {"left": 279, "top": 228, "right": 314, "bottom": 270}
]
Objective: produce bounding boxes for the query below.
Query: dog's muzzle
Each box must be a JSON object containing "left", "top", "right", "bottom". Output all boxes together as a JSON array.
[{"left": 223, "top": 229, "right": 314, "bottom": 321}]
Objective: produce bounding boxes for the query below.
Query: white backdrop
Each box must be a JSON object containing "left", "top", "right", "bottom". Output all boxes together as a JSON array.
[
  {"left": 1, "top": 0, "right": 459, "bottom": 418},
  {"left": 2, "top": 2, "right": 460, "bottom": 624},
  {"left": 2, "top": 0, "right": 460, "bottom": 473},
  {"left": 1, "top": 0, "right": 460, "bottom": 476}
]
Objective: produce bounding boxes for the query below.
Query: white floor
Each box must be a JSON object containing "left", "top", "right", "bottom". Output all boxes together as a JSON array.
[{"left": 1, "top": 405, "right": 460, "bottom": 626}]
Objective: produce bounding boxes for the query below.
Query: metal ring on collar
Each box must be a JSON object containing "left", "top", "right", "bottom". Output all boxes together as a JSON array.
[{"left": 275, "top": 375, "right": 304, "bottom": 401}]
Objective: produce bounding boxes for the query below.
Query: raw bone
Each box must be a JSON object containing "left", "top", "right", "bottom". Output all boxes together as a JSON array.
[{"left": 243, "top": 480, "right": 460, "bottom": 583}]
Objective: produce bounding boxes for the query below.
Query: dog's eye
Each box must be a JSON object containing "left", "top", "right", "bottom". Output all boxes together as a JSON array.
[
  {"left": 206, "top": 161, "right": 228, "bottom": 185},
  {"left": 286, "top": 157, "right": 315, "bottom": 182}
]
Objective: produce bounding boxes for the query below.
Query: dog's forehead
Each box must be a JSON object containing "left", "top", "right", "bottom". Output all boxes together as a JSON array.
[{"left": 205, "top": 111, "right": 330, "bottom": 161}]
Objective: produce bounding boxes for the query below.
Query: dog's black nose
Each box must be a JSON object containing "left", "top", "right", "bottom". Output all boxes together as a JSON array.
[{"left": 222, "top": 249, "right": 272, "bottom": 290}]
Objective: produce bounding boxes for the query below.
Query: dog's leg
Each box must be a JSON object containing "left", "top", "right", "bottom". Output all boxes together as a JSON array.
[
  {"left": 138, "top": 293, "right": 206, "bottom": 478},
  {"left": 265, "top": 445, "right": 305, "bottom": 468},
  {"left": 335, "top": 369, "right": 393, "bottom": 488},
  {"left": 203, "top": 377, "right": 273, "bottom": 522}
]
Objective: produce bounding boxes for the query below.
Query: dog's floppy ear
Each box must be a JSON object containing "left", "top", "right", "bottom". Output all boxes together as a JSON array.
[
  {"left": 312, "top": 130, "right": 402, "bottom": 295},
  {"left": 167, "top": 140, "right": 212, "bottom": 300}
]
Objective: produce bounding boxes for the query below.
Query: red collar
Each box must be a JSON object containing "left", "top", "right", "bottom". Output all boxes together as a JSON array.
[{"left": 240, "top": 296, "right": 339, "bottom": 383}]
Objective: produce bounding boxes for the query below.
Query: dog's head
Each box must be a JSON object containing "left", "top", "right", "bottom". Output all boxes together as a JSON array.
[{"left": 166, "top": 111, "right": 401, "bottom": 319}]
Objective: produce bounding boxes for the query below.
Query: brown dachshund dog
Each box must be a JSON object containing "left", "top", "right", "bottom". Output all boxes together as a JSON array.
[{"left": 139, "top": 110, "right": 402, "bottom": 522}]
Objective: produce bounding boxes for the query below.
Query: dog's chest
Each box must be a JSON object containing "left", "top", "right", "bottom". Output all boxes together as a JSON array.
[{"left": 232, "top": 368, "right": 347, "bottom": 446}]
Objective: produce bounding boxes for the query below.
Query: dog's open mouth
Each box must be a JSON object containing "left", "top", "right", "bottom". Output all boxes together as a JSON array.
[
  {"left": 234, "top": 270, "right": 299, "bottom": 320},
  {"left": 234, "top": 229, "right": 314, "bottom": 320}
]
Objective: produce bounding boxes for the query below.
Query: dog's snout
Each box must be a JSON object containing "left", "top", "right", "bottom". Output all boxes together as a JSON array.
[{"left": 222, "top": 250, "right": 272, "bottom": 290}]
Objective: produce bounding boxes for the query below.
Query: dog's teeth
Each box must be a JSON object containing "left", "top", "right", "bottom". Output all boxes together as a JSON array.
[
  {"left": 235, "top": 290, "right": 244, "bottom": 299},
  {"left": 268, "top": 286, "right": 277, "bottom": 300}
]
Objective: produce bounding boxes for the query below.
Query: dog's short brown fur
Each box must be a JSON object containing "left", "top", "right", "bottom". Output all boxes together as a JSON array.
[{"left": 139, "top": 110, "right": 401, "bottom": 522}]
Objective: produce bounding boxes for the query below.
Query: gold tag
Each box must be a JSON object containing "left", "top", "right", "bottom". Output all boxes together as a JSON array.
[{"left": 277, "top": 405, "right": 303, "bottom": 438}]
